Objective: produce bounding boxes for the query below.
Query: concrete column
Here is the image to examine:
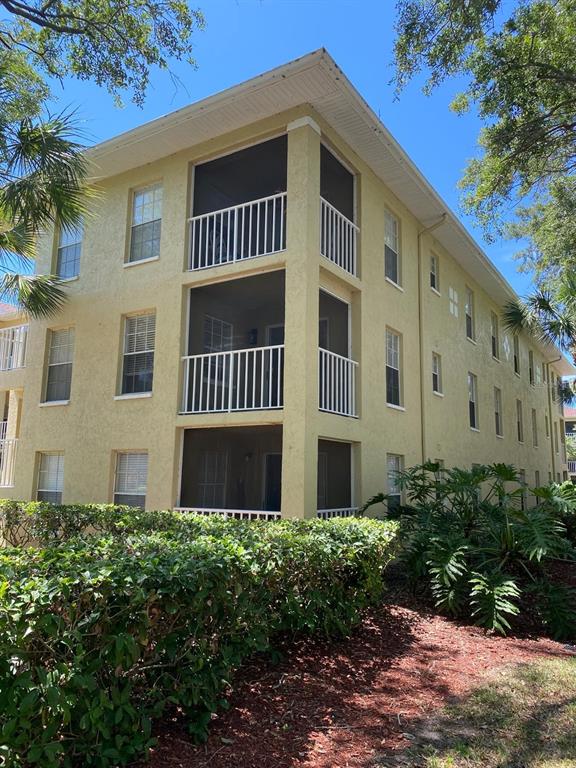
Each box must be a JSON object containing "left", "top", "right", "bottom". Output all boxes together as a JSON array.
[
  {"left": 281, "top": 118, "right": 321, "bottom": 519},
  {"left": 6, "top": 390, "right": 21, "bottom": 439}
]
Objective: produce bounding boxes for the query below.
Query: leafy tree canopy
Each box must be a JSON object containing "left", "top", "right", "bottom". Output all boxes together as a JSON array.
[{"left": 394, "top": 0, "right": 576, "bottom": 353}]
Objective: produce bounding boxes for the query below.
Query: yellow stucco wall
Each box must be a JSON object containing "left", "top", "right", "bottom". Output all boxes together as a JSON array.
[{"left": 0, "top": 104, "right": 567, "bottom": 515}]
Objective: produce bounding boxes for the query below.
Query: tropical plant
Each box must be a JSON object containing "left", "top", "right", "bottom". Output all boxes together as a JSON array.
[{"left": 362, "top": 462, "right": 576, "bottom": 637}]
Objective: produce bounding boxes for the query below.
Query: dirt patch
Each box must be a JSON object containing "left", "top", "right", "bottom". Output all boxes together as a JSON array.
[{"left": 139, "top": 602, "right": 573, "bottom": 768}]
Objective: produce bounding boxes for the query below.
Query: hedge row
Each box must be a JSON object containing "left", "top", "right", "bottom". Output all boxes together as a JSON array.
[{"left": 0, "top": 507, "right": 397, "bottom": 767}]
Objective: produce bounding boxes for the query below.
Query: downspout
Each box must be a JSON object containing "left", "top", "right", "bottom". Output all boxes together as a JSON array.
[
  {"left": 417, "top": 213, "right": 447, "bottom": 463},
  {"left": 545, "top": 356, "right": 562, "bottom": 481}
]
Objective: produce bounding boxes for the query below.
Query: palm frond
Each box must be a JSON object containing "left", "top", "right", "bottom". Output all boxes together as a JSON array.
[{"left": 0, "top": 273, "right": 67, "bottom": 318}]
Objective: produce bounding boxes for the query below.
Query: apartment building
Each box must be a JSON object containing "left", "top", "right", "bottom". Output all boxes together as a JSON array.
[{"left": 0, "top": 49, "right": 572, "bottom": 517}]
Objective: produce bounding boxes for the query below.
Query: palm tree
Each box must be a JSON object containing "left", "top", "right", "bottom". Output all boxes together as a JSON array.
[
  {"left": 0, "top": 109, "right": 87, "bottom": 318},
  {"left": 503, "top": 275, "right": 576, "bottom": 403}
]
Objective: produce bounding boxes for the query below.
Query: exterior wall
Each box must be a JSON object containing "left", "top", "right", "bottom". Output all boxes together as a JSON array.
[{"left": 0, "top": 103, "right": 568, "bottom": 513}]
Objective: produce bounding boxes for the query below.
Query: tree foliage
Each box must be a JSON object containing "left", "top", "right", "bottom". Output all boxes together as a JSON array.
[{"left": 0, "top": 0, "right": 203, "bottom": 316}]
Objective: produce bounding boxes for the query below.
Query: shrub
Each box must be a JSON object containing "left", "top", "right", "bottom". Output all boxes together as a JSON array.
[
  {"left": 362, "top": 462, "right": 576, "bottom": 639},
  {"left": 0, "top": 514, "right": 397, "bottom": 767}
]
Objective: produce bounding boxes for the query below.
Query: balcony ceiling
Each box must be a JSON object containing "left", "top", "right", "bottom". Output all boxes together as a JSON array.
[{"left": 87, "top": 49, "right": 574, "bottom": 375}]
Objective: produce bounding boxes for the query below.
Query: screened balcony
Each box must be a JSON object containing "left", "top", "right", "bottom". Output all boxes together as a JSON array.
[
  {"left": 177, "top": 426, "right": 282, "bottom": 519},
  {"left": 317, "top": 439, "right": 355, "bottom": 518},
  {"left": 318, "top": 290, "right": 358, "bottom": 417},
  {"left": 0, "top": 325, "right": 27, "bottom": 371},
  {"left": 320, "top": 145, "right": 358, "bottom": 277},
  {"left": 181, "top": 271, "right": 285, "bottom": 414},
  {"left": 188, "top": 136, "right": 287, "bottom": 270}
]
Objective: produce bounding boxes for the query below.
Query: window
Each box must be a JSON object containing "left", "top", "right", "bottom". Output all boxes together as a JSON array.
[
  {"left": 432, "top": 352, "right": 442, "bottom": 394},
  {"left": 121, "top": 313, "right": 156, "bottom": 395},
  {"left": 114, "top": 452, "right": 148, "bottom": 507},
  {"left": 513, "top": 336, "right": 520, "bottom": 375},
  {"left": 203, "top": 315, "right": 233, "bottom": 353},
  {"left": 386, "top": 329, "right": 402, "bottom": 406},
  {"left": 532, "top": 409, "right": 538, "bottom": 447},
  {"left": 198, "top": 450, "right": 227, "bottom": 508},
  {"left": 37, "top": 453, "right": 64, "bottom": 503},
  {"left": 45, "top": 328, "right": 74, "bottom": 402},
  {"left": 430, "top": 253, "right": 439, "bottom": 292},
  {"left": 468, "top": 372, "right": 478, "bottom": 429},
  {"left": 535, "top": 470, "right": 540, "bottom": 489},
  {"left": 449, "top": 287, "right": 459, "bottom": 317},
  {"left": 545, "top": 413, "right": 550, "bottom": 438},
  {"left": 490, "top": 312, "right": 500, "bottom": 360},
  {"left": 494, "top": 387, "right": 503, "bottom": 437},
  {"left": 384, "top": 210, "right": 400, "bottom": 285},
  {"left": 56, "top": 221, "right": 82, "bottom": 279},
  {"left": 465, "top": 287, "right": 475, "bottom": 340},
  {"left": 129, "top": 183, "right": 162, "bottom": 263},
  {"left": 529, "top": 350, "right": 534, "bottom": 386},
  {"left": 554, "top": 421, "right": 559, "bottom": 453},
  {"left": 516, "top": 399, "right": 524, "bottom": 442},
  {"left": 386, "top": 453, "right": 403, "bottom": 511}
]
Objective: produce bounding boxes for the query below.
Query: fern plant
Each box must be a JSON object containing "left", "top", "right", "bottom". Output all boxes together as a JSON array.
[{"left": 362, "top": 463, "right": 576, "bottom": 638}]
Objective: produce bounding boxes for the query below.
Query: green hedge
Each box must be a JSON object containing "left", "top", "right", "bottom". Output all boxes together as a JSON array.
[{"left": 0, "top": 507, "right": 397, "bottom": 767}]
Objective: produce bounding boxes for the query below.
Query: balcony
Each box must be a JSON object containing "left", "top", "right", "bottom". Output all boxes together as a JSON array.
[
  {"left": 178, "top": 425, "right": 283, "bottom": 516},
  {"left": 181, "top": 271, "right": 285, "bottom": 415},
  {"left": 318, "top": 289, "right": 358, "bottom": 417},
  {"left": 320, "top": 197, "right": 358, "bottom": 277},
  {"left": 0, "top": 438, "right": 17, "bottom": 487},
  {"left": 568, "top": 460, "right": 576, "bottom": 475},
  {"left": 0, "top": 325, "right": 27, "bottom": 371},
  {"left": 189, "top": 135, "right": 287, "bottom": 272},
  {"left": 317, "top": 439, "right": 354, "bottom": 517}
]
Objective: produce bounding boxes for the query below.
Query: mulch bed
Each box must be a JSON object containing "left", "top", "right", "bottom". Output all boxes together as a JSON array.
[{"left": 140, "top": 600, "right": 575, "bottom": 768}]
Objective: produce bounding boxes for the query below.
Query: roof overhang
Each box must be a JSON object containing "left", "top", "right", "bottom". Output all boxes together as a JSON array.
[{"left": 87, "top": 49, "right": 576, "bottom": 375}]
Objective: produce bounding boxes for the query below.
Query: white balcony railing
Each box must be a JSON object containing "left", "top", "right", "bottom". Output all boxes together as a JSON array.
[
  {"left": 320, "top": 197, "right": 359, "bottom": 277},
  {"left": 568, "top": 461, "right": 576, "bottom": 474},
  {"left": 319, "top": 348, "right": 358, "bottom": 417},
  {"left": 188, "top": 192, "right": 287, "bottom": 271},
  {"left": 0, "top": 325, "right": 27, "bottom": 371},
  {"left": 182, "top": 345, "right": 284, "bottom": 414},
  {"left": 317, "top": 508, "right": 358, "bottom": 519},
  {"left": 175, "top": 507, "right": 281, "bottom": 521},
  {"left": 0, "top": 421, "right": 7, "bottom": 441},
  {"left": 0, "top": 438, "right": 17, "bottom": 487}
]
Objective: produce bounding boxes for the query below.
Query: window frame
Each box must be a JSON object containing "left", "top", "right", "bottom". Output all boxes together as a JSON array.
[
  {"left": 386, "top": 453, "right": 403, "bottom": 511},
  {"left": 385, "top": 328, "right": 402, "bottom": 407},
  {"left": 44, "top": 327, "right": 74, "bottom": 403},
  {"left": 465, "top": 286, "right": 475, "bottom": 341},
  {"left": 384, "top": 209, "right": 401, "bottom": 286},
  {"left": 113, "top": 451, "right": 148, "bottom": 507},
  {"left": 120, "top": 312, "right": 156, "bottom": 396},
  {"left": 528, "top": 350, "right": 535, "bottom": 386},
  {"left": 55, "top": 221, "right": 83, "bottom": 280},
  {"left": 432, "top": 351, "right": 442, "bottom": 394},
  {"left": 494, "top": 386, "right": 503, "bottom": 437},
  {"left": 127, "top": 182, "right": 163, "bottom": 264},
  {"left": 430, "top": 253, "right": 440, "bottom": 293},
  {"left": 468, "top": 372, "right": 479, "bottom": 430},
  {"left": 516, "top": 399, "right": 524, "bottom": 443},
  {"left": 531, "top": 408, "right": 538, "bottom": 447},
  {"left": 490, "top": 312, "right": 500, "bottom": 360},
  {"left": 36, "top": 452, "right": 64, "bottom": 503},
  {"left": 513, "top": 335, "right": 520, "bottom": 376}
]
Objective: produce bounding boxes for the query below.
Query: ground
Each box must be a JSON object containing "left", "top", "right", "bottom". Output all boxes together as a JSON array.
[{"left": 141, "top": 599, "right": 575, "bottom": 768}]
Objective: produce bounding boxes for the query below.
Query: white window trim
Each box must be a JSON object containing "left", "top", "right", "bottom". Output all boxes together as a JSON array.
[{"left": 123, "top": 255, "right": 160, "bottom": 269}]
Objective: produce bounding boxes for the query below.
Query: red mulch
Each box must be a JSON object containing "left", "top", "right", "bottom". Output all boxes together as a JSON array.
[{"left": 140, "top": 601, "right": 575, "bottom": 768}]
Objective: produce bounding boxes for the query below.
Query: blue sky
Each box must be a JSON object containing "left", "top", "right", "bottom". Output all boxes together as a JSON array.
[{"left": 47, "top": 0, "right": 532, "bottom": 295}]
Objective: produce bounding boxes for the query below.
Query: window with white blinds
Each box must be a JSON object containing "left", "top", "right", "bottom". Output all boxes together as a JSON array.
[
  {"left": 129, "top": 184, "right": 162, "bottom": 263},
  {"left": 37, "top": 452, "right": 64, "bottom": 503},
  {"left": 114, "top": 452, "right": 148, "bottom": 507},
  {"left": 386, "top": 453, "right": 403, "bottom": 511},
  {"left": 56, "top": 222, "right": 83, "bottom": 279},
  {"left": 198, "top": 450, "right": 227, "bottom": 508},
  {"left": 386, "top": 329, "right": 402, "bottom": 406},
  {"left": 45, "top": 328, "right": 74, "bottom": 402},
  {"left": 384, "top": 210, "right": 400, "bottom": 285},
  {"left": 121, "top": 313, "right": 156, "bottom": 394},
  {"left": 432, "top": 352, "right": 442, "bottom": 394}
]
